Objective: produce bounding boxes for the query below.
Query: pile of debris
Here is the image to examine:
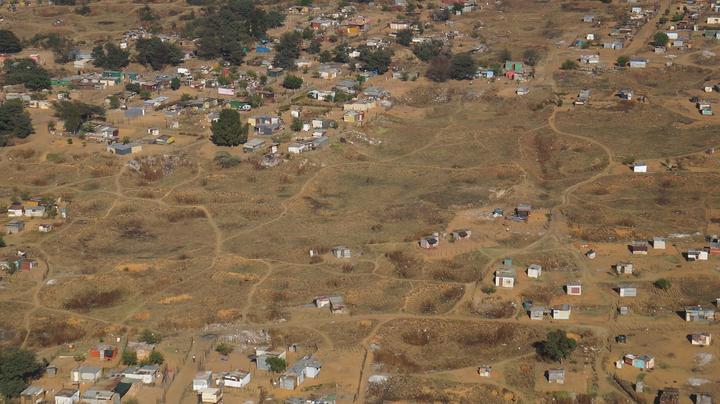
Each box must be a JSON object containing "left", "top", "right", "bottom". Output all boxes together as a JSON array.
[{"left": 127, "top": 153, "right": 192, "bottom": 181}]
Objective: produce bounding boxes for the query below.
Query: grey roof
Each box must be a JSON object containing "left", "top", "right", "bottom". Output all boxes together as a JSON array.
[
  {"left": 286, "top": 356, "right": 322, "bottom": 376},
  {"left": 75, "top": 365, "right": 101, "bottom": 373}
]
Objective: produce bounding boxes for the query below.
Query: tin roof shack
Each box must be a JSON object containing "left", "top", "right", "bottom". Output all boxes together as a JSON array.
[
  {"left": 243, "top": 138, "right": 266, "bottom": 153},
  {"left": 658, "top": 388, "right": 680, "bottom": 404},
  {"left": 529, "top": 305, "right": 546, "bottom": 320},
  {"left": 6, "top": 219, "right": 25, "bottom": 234},
  {"left": 628, "top": 241, "right": 648, "bottom": 255},
  {"left": 71, "top": 365, "right": 102, "bottom": 383},
  {"left": 527, "top": 264, "right": 542, "bottom": 278},
  {"left": 513, "top": 204, "right": 531, "bottom": 221},
  {"left": 331, "top": 246, "right": 351, "bottom": 259},
  {"left": 199, "top": 387, "right": 222, "bottom": 403},
  {"left": 450, "top": 229, "right": 471, "bottom": 241},
  {"left": 565, "top": 282, "right": 582, "bottom": 296},
  {"left": 624, "top": 354, "right": 655, "bottom": 369},
  {"left": 686, "top": 249, "right": 709, "bottom": 261},
  {"left": 552, "top": 304, "right": 572, "bottom": 320},
  {"left": 419, "top": 233, "right": 440, "bottom": 249},
  {"left": 80, "top": 389, "right": 119, "bottom": 404},
  {"left": 192, "top": 371, "right": 213, "bottom": 391},
  {"left": 215, "top": 370, "right": 251, "bottom": 388},
  {"left": 546, "top": 369, "right": 565, "bottom": 384},
  {"left": 494, "top": 268, "right": 517, "bottom": 288},
  {"left": 54, "top": 388, "right": 80, "bottom": 404},
  {"left": 121, "top": 365, "right": 160, "bottom": 384},
  {"left": 279, "top": 356, "right": 322, "bottom": 390},
  {"left": 690, "top": 333, "right": 712, "bottom": 346},
  {"left": 107, "top": 143, "right": 142, "bottom": 156},
  {"left": 615, "top": 262, "right": 634, "bottom": 275},
  {"left": 255, "top": 348, "right": 287, "bottom": 371},
  {"left": 685, "top": 306, "right": 716, "bottom": 322},
  {"left": 694, "top": 393, "right": 713, "bottom": 404},
  {"left": 89, "top": 344, "right": 117, "bottom": 360},
  {"left": 20, "top": 385, "right": 45, "bottom": 404},
  {"left": 617, "top": 285, "right": 637, "bottom": 297}
]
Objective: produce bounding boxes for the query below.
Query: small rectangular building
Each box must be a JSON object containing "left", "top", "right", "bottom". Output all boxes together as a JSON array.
[
  {"left": 243, "top": 138, "right": 266, "bottom": 153},
  {"left": 618, "top": 286, "right": 637, "bottom": 297},
  {"left": 107, "top": 143, "right": 142, "bottom": 156},
  {"left": 192, "top": 371, "right": 212, "bottom": 391},
  {"left": 494, "top": 268, "right": 516, "bottom": 288},
  {"left": 690, "top": 333, "right": 712, "bottom": 346},
  {"left": 527, "top": 264, "right": 542, "bottom": 278},
  {"left": 54, "top": 388, "right": 80, "bottom": 404},
  {"left": 552, "top": 304, "right": 571, "bottom": 320}
]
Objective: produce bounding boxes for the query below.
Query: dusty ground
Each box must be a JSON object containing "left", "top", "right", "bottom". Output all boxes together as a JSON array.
[{"left": 0, "top": 0, "right": 720, "bottom": 403}]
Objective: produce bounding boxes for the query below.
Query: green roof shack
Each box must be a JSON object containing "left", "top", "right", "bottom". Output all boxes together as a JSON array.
[
  {"left": 51, "top": 78, "right": 70, "bottom": 87},
  {"left": 504, "top": 61, "right": 524, "bottom": 73}
]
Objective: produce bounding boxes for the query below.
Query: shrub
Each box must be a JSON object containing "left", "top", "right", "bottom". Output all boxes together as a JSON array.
[
  {"left": 560, "top": 60, "right": 578, "bottom": 70},
  {"left": 215, "top": 343, "right": 233, "bottom": 356},
  {"left": 654, "top": 278, "right": 671, "bottom": 290}
]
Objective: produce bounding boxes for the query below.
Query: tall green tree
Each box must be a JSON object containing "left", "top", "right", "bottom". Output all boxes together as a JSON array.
[
  {"left": 91, "top": 43, "right": 130, "bottom": 70},
  {"left": 0, "top": 347, "right": 44, "bottom": 399},
  {"left": 358, "top": 46, "right": 394, "bottom": 74},
  {"left": 412, "top": 40, "right": 444, "bottom": 62},
  {"left": 135, "top": 38, "right": 183, "bottom": 70},
  {"left": 31, "top": 33, "right": 75, "bottom": 64},
  {"left": 52, "top": 100, "right": 105, "bottom": 134},
  {"left": 426, "top": 54, "right": 450, "bottom": 82},
  {"left": 282, "top": 75, "right": 303, "bottom": 89},
  {"left": 185, "top": 0, "right": 275, "bottom": 64},
  {"left": 653, "top": 32, "right": 669, "bottom": 47},
  {"left": 211, "top": 109, "right": 247, "bottom": 147},
  {"left": 121, "top": 350, "right": 138, "bottom": 366},
  {"left": 4, "top": 59, "right": 51, "bottom": 91},
  {"left": 449, "top": 53, "right": 477, "bottom": 80},
  {"left": 396, "top": 29, "right": 413, "bottom": 46},
  {"left": 266, "top": 356, "right": 286, "bottom": 373},
  {"left": 170, "top": 77, "right": 181, "bottom": 90},
  {"left": 0, "top": 30, "right": 22, "bottom": 53},
  {"left": 538, "top": 330, "right": 577, "bottom": 363},
  {"left": 0, "top": 99, "right": 34, "bottom": 146},
  {"left": 273, "top": 31, "right": 302, "bottom": 69}
]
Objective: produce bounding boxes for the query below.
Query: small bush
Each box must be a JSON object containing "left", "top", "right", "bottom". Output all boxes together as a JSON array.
[
  {"left": 481, "top": 285, "right": 496, "bottom": 294},
  {"left": 216, "top": 342, "right": 233, "bottom": 356},
  {"left": 214, "top": 151, "right": 241, "bottom": 168},
  {"left": 654, "top": 278, "right": 671, "bottom": 290}
]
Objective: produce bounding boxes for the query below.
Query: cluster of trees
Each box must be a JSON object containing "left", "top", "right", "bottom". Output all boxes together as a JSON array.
[
  {"left": 0, "top": 99, "right": 34, "bottom": 146},
  {"left": 0, "top": 30, "right": 22, "bottom": 53},
  {"left": 121, "top": 330, "right": 164, "bottom": 366},
  {"left": 135, "top": 38, "right": 183, "bottom": 70},
  {"left": 282, "top": 74, "right": 303, "bottom": 89},
  {"left": 210, "top": 109, "right": 248, "bottom": 147},
  {"left": 185, "top": 0, "right": 284, "bottom": 64},
  {"left": 537, "top": 330, "right": 577, "bottom": 362},
  {"left": 31, "top": 33, "right": 76, "bottom": 64},
  {"left": 426, "top": 53, "right": 477, "bottom": 81},
  {"left": 358, "top": 46, "right": 394, "bottom": 74},
  {"left": 91, "top": 43, "right": 130, "bottom": 70},
  {"left": 0, "top": 348, "right": 45, "bottom": 399},
  {"left": 273, "top": 31, "right": 302, "bottom": 69},
  {"left": 53, "top": 100, "right": 105, "bottom": 134},
  {"left": 121, "top": 350, "right": 164, "bottom": 366},
  {"left": 653, "top": 32, "right": 669, "bottom": 47},
  {"left": 560, "top": 59, "right": 578, "bottom": 70},
  {"left": 412, "top": 40, "right": 444, "bottom": 62},
  {"left": 4, "top": 59, "right": 51, "bottom": 91}
]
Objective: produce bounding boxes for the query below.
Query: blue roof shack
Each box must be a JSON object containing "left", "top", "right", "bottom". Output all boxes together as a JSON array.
[
  {"left": 107, "top": 143, "right": 142, "bottom": 156},
  {"left": 256, "top": 45, "right": 271, "bottom": 53}
]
